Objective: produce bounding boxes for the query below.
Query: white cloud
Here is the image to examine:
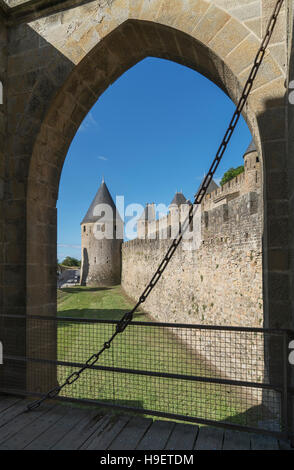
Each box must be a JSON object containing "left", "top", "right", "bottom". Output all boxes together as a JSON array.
[{"left": 98, "top": 156, "right": 108, "bottom": 161}]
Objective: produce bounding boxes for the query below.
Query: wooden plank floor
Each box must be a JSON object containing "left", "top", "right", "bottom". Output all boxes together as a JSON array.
[{"left": 0, "top": 395, "right": 291, "bottom": 451}]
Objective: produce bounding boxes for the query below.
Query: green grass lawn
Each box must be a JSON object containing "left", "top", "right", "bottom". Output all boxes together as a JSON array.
[{"left": 56, "top": 285, "right": 263, "bottom": 427}]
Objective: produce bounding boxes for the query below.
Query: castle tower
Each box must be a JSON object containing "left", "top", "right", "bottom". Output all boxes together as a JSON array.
[
  {"left": 169, "top": 191, "right": 189, "bottom": 234},
  {"left": 80, "top": 179, "right": 123, "bottom": 286},
  {"left": 243, "top": 140, "right": 261, "bottom": 191},
  {"left": 199, "top": 178, "right": 219, "bottom": 195},
  {"left": 137, "top": 203, "right": 156, "bottom": 239}
]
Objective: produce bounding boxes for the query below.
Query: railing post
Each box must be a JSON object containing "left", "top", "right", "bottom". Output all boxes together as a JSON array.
[
  {"left": 282, "top": 332, "right": 289, "bottom": 439},
  {"left": 287, "top": 330, "right": 294, "bottom": 447}
]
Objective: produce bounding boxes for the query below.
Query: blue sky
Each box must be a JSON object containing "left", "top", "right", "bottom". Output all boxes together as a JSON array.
[{"left": 57, "top": 57, "right": 252, "bottom": 262}]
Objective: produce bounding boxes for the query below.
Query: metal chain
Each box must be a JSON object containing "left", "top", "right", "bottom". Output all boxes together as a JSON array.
[{"left": 27, "top": 0, "right": 284, "bottom": 411}]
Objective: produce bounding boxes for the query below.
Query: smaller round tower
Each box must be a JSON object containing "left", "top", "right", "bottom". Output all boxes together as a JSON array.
[
  {"left": 243, "top": 140, "right": 261, "bottom": 192},
  {"left": 169, "top": 191, "right": 189, "bottom": 235},
  {"left": 137, "top": 203, "right": 156, "bottom": 239},
  {"left": 80, "top": 179, "right": 123, "bottom": 286}
]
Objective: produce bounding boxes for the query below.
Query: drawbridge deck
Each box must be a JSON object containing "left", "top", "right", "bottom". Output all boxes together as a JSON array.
[{"left": 0, "top": 395, "right": 291, "bottom": 451}]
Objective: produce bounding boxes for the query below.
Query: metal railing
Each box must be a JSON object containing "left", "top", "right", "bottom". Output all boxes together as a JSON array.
[{"left": 0, "top": 314, "right": 293, "bottom": 440}]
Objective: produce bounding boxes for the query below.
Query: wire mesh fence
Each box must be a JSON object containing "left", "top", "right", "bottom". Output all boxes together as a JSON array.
[{"left": 0, "top": 314, "right": 292, "bottom": 438}]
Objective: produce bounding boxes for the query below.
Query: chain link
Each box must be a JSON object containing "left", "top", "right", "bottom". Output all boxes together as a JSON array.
[{"left": 27, "top": 0, "right": 284, "bottom": 412}]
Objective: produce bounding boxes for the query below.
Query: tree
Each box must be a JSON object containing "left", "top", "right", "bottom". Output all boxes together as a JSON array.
[
  {"left": 61, "top": 256, "right": 81, "bottom": 267},
  {"left": 220, "top": 165, "right": 244, "bottom": 186}
]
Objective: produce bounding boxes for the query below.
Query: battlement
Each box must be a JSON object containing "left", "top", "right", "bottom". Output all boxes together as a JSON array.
[
  {"left": 123, "top": 236, "right": 171, "bottom": 250},
  {"left": 202, "top": 158, "right": 261, "bottom": 211},
  {"left": 202, "top": 172, "right": 245, "bottom": 210},
  {"left": 136, "top": 150, "right": 261, "bottom": 242},
  {"left": 123, "top": 190, "right": 262, "bottom": 252}
]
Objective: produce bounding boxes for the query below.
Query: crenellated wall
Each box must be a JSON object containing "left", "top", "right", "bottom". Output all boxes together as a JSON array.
[{"left": 122, "top": 190, "right": 263, "bottom": 328}]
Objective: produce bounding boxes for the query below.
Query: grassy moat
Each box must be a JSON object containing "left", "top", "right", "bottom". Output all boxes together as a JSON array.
[
  {"left": 56, "top": 285, "right": 263, "bottom": 427},
  {"left": 57, "top": 285, "right": 146, "bottom": 321}
]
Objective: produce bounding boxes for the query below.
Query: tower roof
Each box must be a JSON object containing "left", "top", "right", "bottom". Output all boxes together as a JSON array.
[
  {"left": 198, "top": 177, "right": 219, "bottom": 195},
  {"left": 170, "top": 192, "right": 188, "bottom": 207},
  {"left": 243, "top": 140, "right": 257, "bottom": 157},
  {"left": 81, "top": 179, "right": 121, "bottom": 224}
]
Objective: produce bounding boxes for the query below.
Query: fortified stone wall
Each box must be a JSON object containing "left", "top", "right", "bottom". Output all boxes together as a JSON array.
[{"left": 122, "top": 190, "right": 263, "bottom": 328}]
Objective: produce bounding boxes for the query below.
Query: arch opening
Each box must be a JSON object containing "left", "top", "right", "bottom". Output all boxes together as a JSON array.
[
  {"left": 27, "top": 19, "right": 266, "bottom": 318},
  {"left": 57, "top": 54, "right": 259, "bottom": 331}
]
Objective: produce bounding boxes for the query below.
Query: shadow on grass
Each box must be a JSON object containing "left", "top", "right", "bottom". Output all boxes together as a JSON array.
[
  {"left": 219, "top": 403, "right": 279, "bottom": 430},
  {"left": 98, "top": 402, "right": 278, "bottom": 432},
  {"left": 57, "top": 308, "right": 147, "bottom": 322},
  {"left": 59, "top": 287, "right": 111, "bottom": 294}
]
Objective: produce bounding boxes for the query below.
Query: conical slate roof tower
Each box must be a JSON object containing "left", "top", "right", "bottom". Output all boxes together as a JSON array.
[
  {"left": 170, "top": 191, "right": 188, "bottom": 207},
  {"left": 243, "top": 139, "right": 257, "bottom": 157},
  {"left": 243, "top": 139, "right": 260, "bottom": 191},
  {"left": 81, "top": 178, "right": 122, "bottom": 224},
  {"left": 80, "top": 178, "right": 123, "bottom": 287},
  {"left": 197, "top": 178, "right": 219, "bottom": 196}
]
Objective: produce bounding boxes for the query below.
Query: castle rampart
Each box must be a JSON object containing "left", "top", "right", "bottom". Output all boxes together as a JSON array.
[{"left": 122, "top": 161, "right": 263, "bottom": 329}]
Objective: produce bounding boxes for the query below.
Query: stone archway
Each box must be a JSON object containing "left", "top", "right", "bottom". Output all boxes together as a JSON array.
[{"left": 0, "top": 0, "right": 290, "bottom": 394}]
